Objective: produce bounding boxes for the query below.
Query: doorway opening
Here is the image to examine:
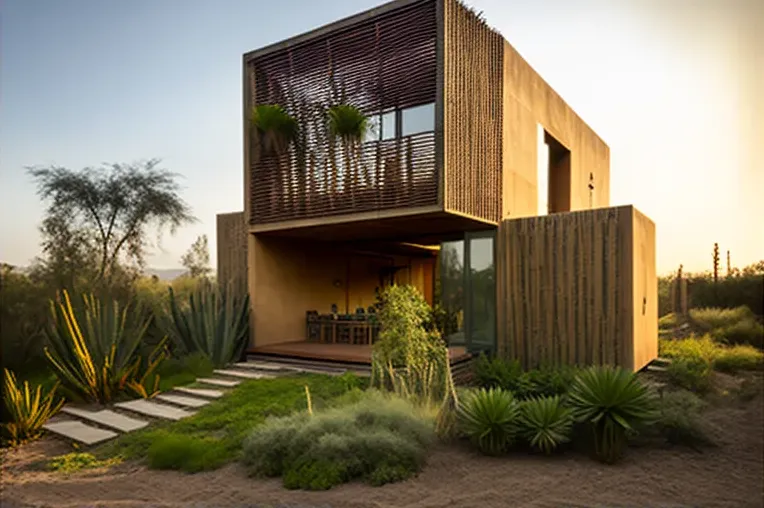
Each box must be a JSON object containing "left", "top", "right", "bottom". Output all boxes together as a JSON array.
[{"left": 538, "top": 125, "right": 572, "bottom": 214}]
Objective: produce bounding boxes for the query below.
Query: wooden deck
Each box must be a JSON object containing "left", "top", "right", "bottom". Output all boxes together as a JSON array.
[{"left": 249, "top": 341, "right": 470, "bottom": 365}]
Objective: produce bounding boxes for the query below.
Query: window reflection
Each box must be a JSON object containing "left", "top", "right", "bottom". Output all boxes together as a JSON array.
[
  {"left": 469, "top": 236, "right": 495, "bottom": 350},
  {"left": 381, "top": 111, "right": 396, "bottom": 140},
  {"left": 402, "top": 103, "right": 434, "bottom": 136},
  {"left": 440, "top": 240, "right": 465, "bottom": 346}
]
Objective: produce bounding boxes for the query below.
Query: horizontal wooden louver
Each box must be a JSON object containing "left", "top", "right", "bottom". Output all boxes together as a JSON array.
[{"left": 248, "top": 0, "right": 438, "bottom": 225}]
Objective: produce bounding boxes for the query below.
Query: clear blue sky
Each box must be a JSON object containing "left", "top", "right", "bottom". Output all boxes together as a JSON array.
[{"left": 1, "top": 0, "right": 762, "bottom": 274}]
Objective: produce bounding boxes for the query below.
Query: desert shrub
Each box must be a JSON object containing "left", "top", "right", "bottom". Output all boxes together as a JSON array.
[
  {"left": 666, "top": 357, "right": 713, "bottom": 393},
  {"left": 659, "top": 335, "right": 717, "bottom": 363},
  {"left": 689, "top": 306, "right": 756, "bottom": 332},
  {"left": 44, "top": 290, "right": 167, "bottom": 403},
  {"left": 162, "top": 282, "right": 249, "bottom": 367},
  {"left": 370, "top": 285, "right": 458, "bottom": 439},
  {"left": 147, "top": 434, "right": 229, "bottom": 472},
  {"left": 713, "top": 345, "right": 764, "bottom": 373},
  {"left": 49, "top": 452, "right": 120, "bottom": 473},
  {"left": 657, "top": 390, "right": 714, "bottom": 448},
  {"left": 658, "top": 313, "right": 679, "bottom": 330},
  {"left": 457, "top": 387, "right": 520, "bottom": 455},
  {"left": 567, "top": 366, "right": 657, "bottom": 464},
  {"left": 242, "top": 391, "right": 434, "bottom": 490},
  {"left": 518, "top": 396, "right": 573, "bottom": 455},
  {"left": 2, "top": 369, "right": 63, "bottom": 446},
  {"left": 713, "top": 319, "right": 764, "bottom": 348}
]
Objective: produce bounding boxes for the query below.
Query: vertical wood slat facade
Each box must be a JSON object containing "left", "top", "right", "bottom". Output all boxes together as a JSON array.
[
  {"left": 442, "top": 0, "right": 503, "bottom": 223},
  {"left": 216, "top": 212, "right": 248, "bottom": 297},
  {"left": 496, "top": 206, "right": 657, "bottom": 371}
]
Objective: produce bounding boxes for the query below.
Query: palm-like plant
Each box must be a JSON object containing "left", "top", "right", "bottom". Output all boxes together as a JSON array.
[
  {"left": 2, "top": 369, "right": 64, "bottom": 445},
  {"left": 164, "top": 283, "right": 250, "bottom": 368},
  {"left": 327, "top": 104, "right": 369, "bottom": 198},
  {"left": 44, "top": 290, "right": 166, "bottom": 404},
  {"left": 251, "top": 104, "right": 299, "bottom": 210},
  {"left": 519, "top": 396, "right": 573, "bottom": 454},
  {"left": 567, "top": 366, "right": 658, "bottom": 463},
  {"left": 457, "top": 387, "right": 520, "bottom": 455}
]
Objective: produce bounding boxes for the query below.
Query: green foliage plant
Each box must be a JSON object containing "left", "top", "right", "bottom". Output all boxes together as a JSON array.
[
  {"left": 44, "top": 290, "right": 166, "bottom": 404},
  {"left": 251, "top": 104, "right": 299, "bottom": 157},
  {"left": 457, "top": 387, "right": 520, "bottom": 455},
  {"left": 567, "top": 366, "right": 657, "bottom": 464},
  {"left": 327, "top": 104, "right": 370, "bottom": 194},
  {"left": 164, "top": 282, "right": 250, "bottom": 368},
  {"left": 2, "top": 369, "right": 64, "bottom": 446},
  {"left": 656, "top": 390, "right": 715, "bottom": 448},
  {"left": 518, "top": 395, "right": 573, "bottom": 455}
]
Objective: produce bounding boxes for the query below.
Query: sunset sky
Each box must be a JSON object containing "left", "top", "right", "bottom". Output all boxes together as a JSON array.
[{"left": 1, "top": 0, "right": 761, "bottom": 275}]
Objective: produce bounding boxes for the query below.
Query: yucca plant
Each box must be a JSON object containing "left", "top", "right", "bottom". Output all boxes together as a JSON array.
[
  {"left": 567, "top": 366, "right": 658, "bottom": 464},
  {"left": 44, "top": 290, "right": 167, "bottom": 404},
  {"left": 327, "top": 104, "right": 369, "bottom": 195},
  {"left": 164, "top": 282, "right": 250, "bottom": 368},
  {"left": 251, "top": 104, "right": 299, "bottom": 210},
  {"left": 457, "top": 387, "right": 520, "bottom": 455},
  {"left": 2, "top": 369, "right": 63, "bottom": 446},
  {"left": 518, "top": 396, "right": 573, "bottom": 454}
]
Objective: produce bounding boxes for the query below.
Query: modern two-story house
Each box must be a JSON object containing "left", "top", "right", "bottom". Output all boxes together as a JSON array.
[{"left": 217, "top": 0, "right": 658, "bottom": 371}]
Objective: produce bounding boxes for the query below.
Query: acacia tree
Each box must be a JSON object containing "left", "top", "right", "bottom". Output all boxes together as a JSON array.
[
  {"left": 180, "top": 235, "right": 211, "bottom": 279},
  {"left": 28, "top": 159, "right": 195, "bottom": 286}
]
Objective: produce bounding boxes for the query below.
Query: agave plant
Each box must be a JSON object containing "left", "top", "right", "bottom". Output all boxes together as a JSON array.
[
  {"left": 327, "top": 104, "right": 369, "bottom": 195},
  {"left": 518, "top": 395, "right": 573, "bottom": 454},
  {"left": 164, "top": 282, "right": 250, "bottom": 368},
  {"left": 567, "top": 366, "right": 658, "bottom": 463},
  {"left": 44, "top": 290, "right": 167, "bottom": 404},
  {"left": 2, "top": 369, "right": 64, "bottom": 445},
  {"left": 457, "top": 387, "right": 520, "bottom": 455}
]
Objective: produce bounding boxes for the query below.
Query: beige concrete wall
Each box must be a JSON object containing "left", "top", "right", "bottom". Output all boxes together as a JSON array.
[
  {"left": 247, "top": 235, "right": 436, "bottom": 348},
  {"left": 496, "top": 205, "right": 656, "bottom": 371},
  {"left": 501, "top": 41, "right": 610, "bottom": 219},
  {"left": 216, "top": 212, "right": 248, "bottom": 296}
]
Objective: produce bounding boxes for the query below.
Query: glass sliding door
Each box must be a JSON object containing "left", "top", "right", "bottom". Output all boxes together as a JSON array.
[
  {"left": 439, "top": 240, "right": 465, "bottom": 346},
  {"left": 438, "top": 231, "right": 496, "bottom": 354},
  {"left": 466, "top": 231, "right": 496, "bottom": 354}
]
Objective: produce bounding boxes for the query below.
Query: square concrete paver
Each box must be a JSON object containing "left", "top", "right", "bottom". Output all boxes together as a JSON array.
[
  {"left": 174, "top": 386, "right": 225, "bottom": 399},
  {"left": 60, "top": 406, "right": 148, "bottom": 432},
  {"left": 115, "top": 399, "right": 194, "bottom": 421},
  {"left": 196, "top": 377, "right": 241, "bottom": 387},
  {"left": 213, "top": 369, "right": 271, "bottom": 380},
  {"left": 234, "top": 362, "right": 291, "bottom": 372},
  {"left": 43, "top": 420, "right": 118, "bottom": 445},
  {"left": 156, "top": 393, "right": 210, "bottom": 408}
]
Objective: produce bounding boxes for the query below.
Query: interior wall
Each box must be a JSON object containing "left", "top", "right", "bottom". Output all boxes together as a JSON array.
[
  {"left": 501, "top": 40, "right": 610, "bottom": 219},
  {"left": 247, "top": 235, "right": 436, "bottom": 348}
]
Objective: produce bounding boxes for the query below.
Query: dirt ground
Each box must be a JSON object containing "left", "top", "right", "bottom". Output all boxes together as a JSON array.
[{"left": 2, "top": 377, "right": 763, "bottom": 508}]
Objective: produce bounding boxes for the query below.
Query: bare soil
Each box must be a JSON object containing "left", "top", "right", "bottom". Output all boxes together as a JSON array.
[{"left": 2, "top": 376, "right": 763, "bottom": 508}]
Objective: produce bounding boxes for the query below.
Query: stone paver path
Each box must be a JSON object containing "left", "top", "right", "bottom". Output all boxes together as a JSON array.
[
  {"left": 115, "top": 399, "right": 195, "bottom": 421},
  {"left": 196, "top": 377, "right": 241, "bottom": 387},
  {"left": 213, "top": 368, "right": 271, "bottom": 380},
  {"left": 156, "top": 393, "right": 210, "bottom": 408},
  {"left": 43, "top": 420, "right": 118, "bottom": 445},
  {"left": 174, "top": 386, "right": 225, "bottom": 399},
  {"left": 60, "top": 407, "right": 148, "bottom": 432}
]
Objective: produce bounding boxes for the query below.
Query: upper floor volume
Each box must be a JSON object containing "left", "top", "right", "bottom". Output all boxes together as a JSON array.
[{"left": 243, "top": 0, "right": 611, "bottom": 239}]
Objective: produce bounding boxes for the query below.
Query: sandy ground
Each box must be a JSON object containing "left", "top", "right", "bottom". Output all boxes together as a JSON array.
[{"left": 2, "top": 378, "right": 763, "bottom": 508}]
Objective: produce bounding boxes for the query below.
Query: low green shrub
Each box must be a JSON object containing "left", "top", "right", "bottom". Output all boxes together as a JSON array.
[
  {"left": 666, "top": 358, "right": 713, "bottom": 393},
  {"left": 242, "top": 391, "right": 434, "bottom": 490},
  {"left": 657, "top": 390, "right": 715, "bottom": 448},
  {"left": 471, "top": 354, "right": 579, "bottom": 399},
  {"left": 457, "top": 387, "right": 520, "bottom": 455},
  {"left": 518, "top": 396, "right": 573, "bottom": 455},
  {"left": 713, "top": 345, "right": 764, "bottom": 373},
  {"left": 713, "top": 319, "right": 764, "bottom": 348},
  {"left": 49, "top": 452, "right": 120, "bottom": 473},
  {"left": 689, "top": 306, "right": 756, "bottom": 331},
  {"left": 568, "top": 366, "right": 657, "bottom": 464},
  {"left": 147, "top": 434, "right": 229, "bottom": 472}
]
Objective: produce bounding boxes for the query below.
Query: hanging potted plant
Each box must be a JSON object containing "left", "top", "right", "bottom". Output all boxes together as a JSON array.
[
  {"left": 251, "top": 104, "right": 299, "bottom": 214},
  {"left": 326, "top": 104, "right": 369, "bottom": 205}
]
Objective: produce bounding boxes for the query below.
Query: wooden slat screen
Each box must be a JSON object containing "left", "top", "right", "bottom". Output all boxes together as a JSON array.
[
  {"left": 496, "top": 207, "right": 638, "bottom": 370},
  {"left": 443, "top": 0, "right": 503, "bottom": 223},
  {"left": 216, "top": 212, "right": 248, "bottom": 298},
  {"left": 248, "top": 0, "right": 438, "bottom": 225}
]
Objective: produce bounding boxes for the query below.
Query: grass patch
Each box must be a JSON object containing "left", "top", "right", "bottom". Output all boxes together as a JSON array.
[
  {"left": 689, "top": 306, "right": 756, "bottom": 331},
  {"left": 242, "top": 390, "right": 434, "bottom": 490},
  {"left": 49, "top": 452, "right": 121, "bottom": 473},
  {"left": 96, "top": 372, "right": 365, "bottom": 471}
]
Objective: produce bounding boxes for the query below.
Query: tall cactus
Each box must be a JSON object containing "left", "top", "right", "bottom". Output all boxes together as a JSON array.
[{"left": 713, "top": 243, "right": 720, "bottom": 283}]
